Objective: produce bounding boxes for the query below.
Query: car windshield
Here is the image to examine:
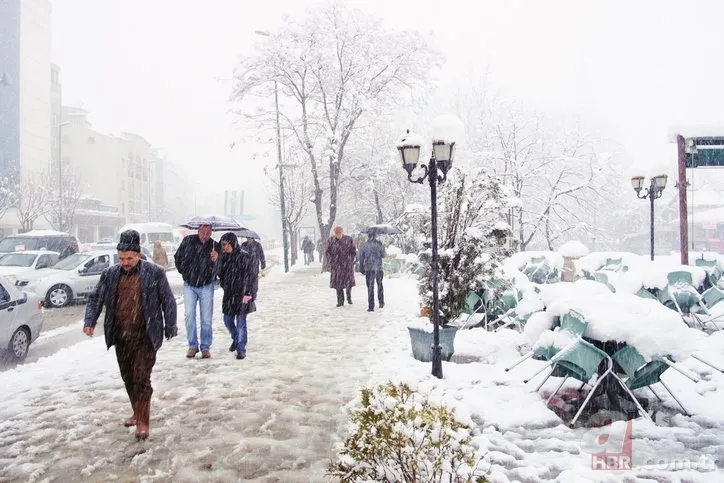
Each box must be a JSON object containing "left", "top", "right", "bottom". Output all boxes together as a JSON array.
[
  {"left": 52, "top": 253, "right": 91, "bottom": 270},
  {"left": 0, "top": 253, "right": 36, "bottom": 267},
  {"left": 0, "top": 237, "right": 43, "bottom": 252}
]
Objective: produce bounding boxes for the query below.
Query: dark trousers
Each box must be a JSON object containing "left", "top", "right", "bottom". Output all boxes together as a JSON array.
[
  {"left": 115, "top": 337, "right": 157, "bottom": 405},
  {"left": 336, "top": 287, "right": 352, "bottom": 305},
  {"left": 304, "top": 251, "right": 314, "bottom": 265},
  {"left": 365, "top": 270, "right": 384, "bottom": 309}
]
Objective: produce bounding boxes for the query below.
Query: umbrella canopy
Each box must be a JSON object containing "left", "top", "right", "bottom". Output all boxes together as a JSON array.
[
  {"left": 180, "top": 215, "right": 243, "bottom": 231},
  {"left": 364, "top": 224, "right": 403, "bottom": 236},
  {"left": 233, "top": 228, "right": 260, "bottom": 240}
]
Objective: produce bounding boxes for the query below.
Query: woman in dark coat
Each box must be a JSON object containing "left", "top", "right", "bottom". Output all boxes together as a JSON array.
[
  {"left": 325, "top": 226, "right": 357, "bottom": 307},
  {"left": 218, "top": 232, "right": 257, "bottom": 360}
]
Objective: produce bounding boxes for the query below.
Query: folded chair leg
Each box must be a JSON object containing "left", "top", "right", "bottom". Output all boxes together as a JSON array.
[
  {"left": 659, "top": 380, "right": 690, "bottom": 417},
  {"left": 524, "top": 361, "right": 553, "bottom": 384},
  {"left": 577, "top": 381, "right": 586, "bottom": 392},
  {"left": 661, "top": 358, "right": 700, "bottom": 383},
  {"left": 611, "top": 374, "right": 651, "bottom": 421},
  {"left": 533, "top": 366, "right": 555, "bottom": 393},
  {"left": 570, "top": 377, "right": 604, "bottom": 427},
  {"left": 691, "top": 354, "right": 724, "bottom": 373},
  {"left": 546, "top": 376, "right": 568, "bottom": 405},
  {"left": 648, "top": 386, "right": 663, "bottom": 402},
  {"left": 505, "top": 351, "right": 534, "bottom": 372}
]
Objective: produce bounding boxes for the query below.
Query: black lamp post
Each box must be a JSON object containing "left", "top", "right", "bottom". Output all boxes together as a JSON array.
[
  {"left": 631, "top": 174, "right": 668, "bottom": 261},
  {"left": 397, "top": 130, "right": 456, "bottom": 379}
]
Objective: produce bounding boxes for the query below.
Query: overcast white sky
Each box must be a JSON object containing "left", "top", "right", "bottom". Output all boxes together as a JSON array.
[{"left": 51, "top": 0, "right": 724, "bottom": 234}]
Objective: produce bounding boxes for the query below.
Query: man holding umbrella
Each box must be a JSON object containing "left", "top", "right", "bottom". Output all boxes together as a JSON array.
[
  {"left": 174, "top": 223, "right": 220, "bottom": 358},
  {"left": 359, "top": 232, "right": 387, "bottom": 311}
]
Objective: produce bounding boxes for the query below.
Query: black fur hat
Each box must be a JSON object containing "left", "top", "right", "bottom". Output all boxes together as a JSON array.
[{"left": 117, "top": 230, "right": 141, "bottom": 252}]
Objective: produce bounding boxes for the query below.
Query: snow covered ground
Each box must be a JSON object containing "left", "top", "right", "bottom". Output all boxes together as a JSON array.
[{"left": 1, "top": 259, "right": 724, "bottom": 481}]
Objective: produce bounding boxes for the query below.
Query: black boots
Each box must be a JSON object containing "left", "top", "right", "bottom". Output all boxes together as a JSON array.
[{"left": 336, "top": 288, "right": 353, "bottom": 306}]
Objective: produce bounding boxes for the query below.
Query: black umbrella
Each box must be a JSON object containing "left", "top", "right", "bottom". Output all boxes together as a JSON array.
[
  {"left": 364, "top": 224, "right": 403, "bottom": 236},
  {"left": 234, "top": 228, "right": 260, "bottom": 239},
  {"left": 180, "top": 215, "right": 242, "bottom": 231}
]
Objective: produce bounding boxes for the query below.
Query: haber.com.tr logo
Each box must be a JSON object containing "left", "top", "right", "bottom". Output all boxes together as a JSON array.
[{"left": 580, "top": 420, "right": 633, "bottom": 470}]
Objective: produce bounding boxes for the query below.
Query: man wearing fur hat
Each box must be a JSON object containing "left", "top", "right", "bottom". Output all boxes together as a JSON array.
[{"left": 83, "top": 229, "right": 177, "bottom": 440}]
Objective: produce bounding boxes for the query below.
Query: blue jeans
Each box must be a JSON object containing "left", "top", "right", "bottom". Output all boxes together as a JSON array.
[
  {"left": 184, "top": 283, "right": 214, "bottom": 350},
  {"left": 223, "top": 313, "right": 248, "bottom": 354}
]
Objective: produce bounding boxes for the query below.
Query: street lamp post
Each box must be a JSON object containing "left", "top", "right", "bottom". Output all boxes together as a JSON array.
[
  {"left": 631, "top": 174, "right": 668, "bottom": 261},
  {"left": 255, "top": 29, "right": 290, "bottom": 272},
  {"left": 397, "top": 130, "right": 456, "bottom": 379}
]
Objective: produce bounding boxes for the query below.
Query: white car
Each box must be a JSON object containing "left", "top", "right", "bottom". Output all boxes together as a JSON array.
[
  {"left": 0, "top": 275, "right": 44, "bottom": 361},
  {"left": 16, "top": 250, "right": 119, "bottom": 308},
  {"left": 0, "top": 250, "right": 60, "bottom": 283}
]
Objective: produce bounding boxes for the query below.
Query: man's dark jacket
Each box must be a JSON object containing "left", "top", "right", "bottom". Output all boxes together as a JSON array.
[
  {"left": 241, "top": 240, "right": 266, "bottom": 270},
  {"left": 174, "top": 234, "right": 221, "bottom": 287},
  {"left": 83, "top": 260, "right": 178, "bottom": 350}
]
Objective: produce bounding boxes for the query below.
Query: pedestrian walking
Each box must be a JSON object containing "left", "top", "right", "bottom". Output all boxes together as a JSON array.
[
  {"left": 83, "top": 229, "right": 177, "bottom": 440},
  {"left": 174, "top": 224, "right": 220, "bottom": 359},
  {"left": 358, "top": 233, "right": 386, "bottom": 311},
  {"left": 241, "top": 237, "right": 266, "bottom": 272},
  {"left": 302, "top": 236, "right": 315, "bottom": 265},
  {"left": 218, "top": 232, "right": 258, "bottom": 360},
  {"left": 325, "top": 226, "right": 356, "bottom": 307},
  {"left": 316, "top": 238, "right": 323, "bottom": 264},
  {"left": 152, "top": 240, "right": 169, "bottom": 270}
]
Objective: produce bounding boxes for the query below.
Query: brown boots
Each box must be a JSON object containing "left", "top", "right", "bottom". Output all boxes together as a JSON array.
[
  {"left": 134, "top": 400, "right": 150, "bottom": 440},
  {"left": 123, "top": 407, "right": 137, "bottom": 427}
]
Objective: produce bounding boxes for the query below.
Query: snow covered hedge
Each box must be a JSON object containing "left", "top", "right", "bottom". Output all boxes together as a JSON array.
[
  {"left": 328, "top": 381, "right": 488, "bottom": 482},
  {"left": 416, "top": 167, "right": 513, "bottom": 323}
]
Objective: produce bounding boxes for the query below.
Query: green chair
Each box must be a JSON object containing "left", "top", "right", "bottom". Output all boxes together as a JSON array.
[
  {"left": 659, "top": 271, "right": 709, "bottom": 329},
  {"left": 635, "top": 287, "right": 658, "bottom": 300},
  {"left": 702, "top": 285, "right": 724, "bottom": 309},
  {"left": 460, "top": 291, "right": 486, "bottom": 328},
  {"left": 506, "top": 310, "right": 589, "bottom": 373},
  {"left": 612, "top": 346, "right": 691, "bottom": 416},
  {"left": 695, "top": 259, "right": 721, "bottom": 289},
  {"left": 593, "top": 271, "right": 616, "bottom": 293},
  {"left": 549, "top": 341, "right": 650, "bottom": 426}
]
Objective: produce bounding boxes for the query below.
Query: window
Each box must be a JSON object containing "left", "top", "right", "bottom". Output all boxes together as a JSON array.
[{"left": 0, "top": 284, "right": 9, "bottom": 304}]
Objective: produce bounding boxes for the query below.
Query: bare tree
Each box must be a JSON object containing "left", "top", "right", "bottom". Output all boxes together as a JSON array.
[
  {"left": 232, "top": 1, "right": 438, "bottom": 253},
  {"left": 15, "top": 172, "right": 49, "bottom": 232},
  {"left": 0, "top": 172, "right": 18, "bottom": 223},
  {"left": 45, "top": 171, "right": 84, "bottom": 232},
  {"left": 263, "top": 139, "right": 313, "bottom": 264}
]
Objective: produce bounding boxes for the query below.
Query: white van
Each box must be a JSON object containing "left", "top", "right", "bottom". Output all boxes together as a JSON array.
[{"left": 117, "top": 222, "right": 177, "bottom": 257}]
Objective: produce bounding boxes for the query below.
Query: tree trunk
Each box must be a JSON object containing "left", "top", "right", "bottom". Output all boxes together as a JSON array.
[{"left": 373, "top": 188, "right": 384, "bottom": 224}]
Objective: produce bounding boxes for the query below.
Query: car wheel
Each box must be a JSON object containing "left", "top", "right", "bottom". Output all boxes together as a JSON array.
[
  {"left": 46, "top": 284, "right": 73, "bottom": 308},
  {"left": 8, "top": 327, "right": 30, "bottom": 362}
]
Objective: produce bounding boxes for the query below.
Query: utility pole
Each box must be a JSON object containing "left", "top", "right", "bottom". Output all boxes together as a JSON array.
[
  {"left": 676, "top": 135, "right": 689, "bottom": 265},
  {"left": 275, "top": 80, "right": 290, "bottom": 272}
]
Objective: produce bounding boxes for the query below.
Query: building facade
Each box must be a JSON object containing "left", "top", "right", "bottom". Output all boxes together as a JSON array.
[{"left": 0, "top": 0, "right": 52, "bottom": 235}]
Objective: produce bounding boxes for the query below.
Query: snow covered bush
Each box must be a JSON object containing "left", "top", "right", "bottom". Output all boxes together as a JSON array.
[
  {"left": 328, "top": 381, "right": 488, "bottom": 483},
  {"left": 416, "top": 167, "right": 513, "bottom": 323}
]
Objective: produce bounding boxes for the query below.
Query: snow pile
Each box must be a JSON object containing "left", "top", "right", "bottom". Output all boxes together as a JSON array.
[{"left": 557, "top": 240, "right": 589, "bottom": 258}]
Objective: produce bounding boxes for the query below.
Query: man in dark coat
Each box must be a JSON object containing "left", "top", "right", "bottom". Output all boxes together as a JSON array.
[
  {"left": 358, "top": 233, "right": 386, "bottom": 312},
  {"left": 241, "top": 237, "right": 266, "bottom": 271},
  {"left": 218, "top": 233, "right": 257, "bottom": 360},
  {"left": 174, "top": 224, "right": 220, "bottom": 359},
  {"left": 83, "top": 230, "right": 177, "bottom": 440},
  {"left": 301, "top": 236, "right": 315, "bottom": 265},
  {"left": 325, "top": 226, "right": 357, "bottom": 307}
]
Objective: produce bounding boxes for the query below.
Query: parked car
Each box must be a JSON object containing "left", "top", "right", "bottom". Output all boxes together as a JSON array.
[
  {"left": 0, "top": 231, "right": 79, "bottom": 256},
  {"left": 0, "top": 275, "right": 44, "bottom": 361},
  {"left": 15, "top": 250, "right": 119, "bottom": 308},
  {"left": 0, "top": 250, "right": 60, "bottom": 283}
]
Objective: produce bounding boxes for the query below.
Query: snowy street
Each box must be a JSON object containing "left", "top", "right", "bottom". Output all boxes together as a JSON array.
[{"left": 0, "top": 263, "right": 411, "bottom": 482}]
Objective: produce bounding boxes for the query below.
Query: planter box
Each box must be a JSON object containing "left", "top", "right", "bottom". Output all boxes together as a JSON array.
[{"left": 407, "top": 326, "right": 458, "bottom": 362}]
